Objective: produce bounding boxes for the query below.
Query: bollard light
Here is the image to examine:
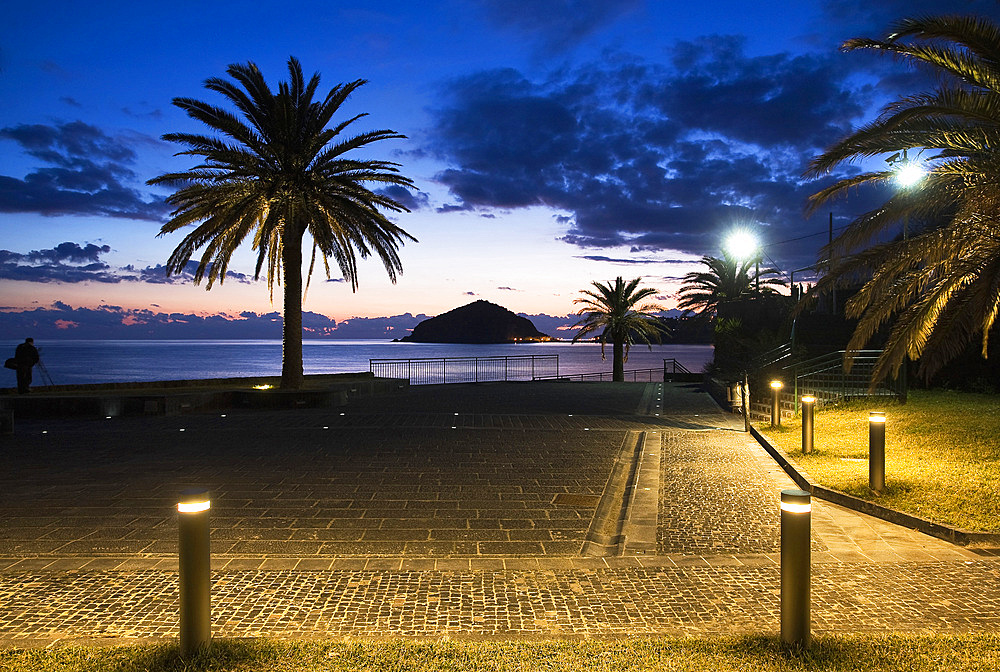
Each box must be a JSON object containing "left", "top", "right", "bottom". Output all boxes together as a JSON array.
[
  {"left": 742, "top": 374, "right": 750, "bottom": 433},
  {"left": 869, "top": 412, "right": 886, "bottom": 493},
  {"left": 178, "top": 489, "right": 211, "bottom": 656},
  {"left": 801, "top": 396, "right": 816, "bottom": 454},
  {"left": 780, "top": 488, "right": 811, "bottom": 648},
  {"left": 770, "top": 380, "right": 783, "bottom": 427}
]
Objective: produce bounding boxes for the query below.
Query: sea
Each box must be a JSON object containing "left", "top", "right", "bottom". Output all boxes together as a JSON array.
[{"left": 2, "top": 339, "right": 714, "bottom": 387}]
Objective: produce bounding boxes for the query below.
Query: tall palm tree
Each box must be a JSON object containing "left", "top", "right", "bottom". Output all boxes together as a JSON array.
[
  {"left": 677, "top": 253, "right": 785, "bottom": 316},
  {"left": 149, "top": 57, "right": 415, "bottom": 389},
  {"left": 571, "top": 277, "right": 668, "bottom": 381},
  {"left": 805, "top": 15, "right": 1000, "bottom": 384}
]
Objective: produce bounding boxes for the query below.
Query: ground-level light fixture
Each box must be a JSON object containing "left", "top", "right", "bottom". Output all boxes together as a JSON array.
[
  {"left": 869, "top": 412, "right": 886, "bottom": 493},
  {"left": 252, "top": 384, "right": 273, "bottom": 390},
  {"left": 801, "top": 396, "right": 815, "bottom": 454},
  {"left": 780, "top": 488, "right": 811, "bottom": 648},
  {"left": 770, "top": 380, "right": 783, "bottom": 427},
  {"left": 177, "top": 489, "right": 211, "bottom": 656}
]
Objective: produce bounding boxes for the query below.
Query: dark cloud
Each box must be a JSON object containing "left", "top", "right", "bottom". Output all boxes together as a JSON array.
[
  {"left": 60, "top": 96, "right": 82, "bottom": 108},
  {"left": 376, "top": 184, "right": 429, "bottom": 211},
  {"left": 817, "top": 0, "right": 1000, "bottom": 38},
  {"left": 428, "top": 39, "right": 880, "bottom": 271},
  {"left": 477, "top": 0, "right": 641, "bottom": 53},
  {"left": 577, "top": 255, "right": 693, "bottom": 265},
  {"left": 134, "top": 262, "right": 253, "bottom": 285},
  {"left": 496, "top": 286, "right": 519, "bottom": 291},
  {"left": 121, "top": 106, "right": 164, "bottom": 120},
  {"left": 0, "top": 304, "right": 429, "bottom": 340},
  {"left": 0, "top": 121, "right": 168, "bottom": 220},
  {"left": 0, "top": 242, "right": 252, "bottom": 285}
]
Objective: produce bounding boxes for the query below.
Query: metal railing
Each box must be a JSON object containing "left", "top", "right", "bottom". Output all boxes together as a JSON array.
[
  {"left": 663, "top": 358, "right": 693, "bottom": 378},
  {"left": 535, "top": 359, "right": 695, "bottom": 382},
  {"left": 783, "top": 350, "right": 905, "bottom": 411},
  {"left": 370, "top": 355, "right": 559, "bottom": 385},
  {"left": 752, "top": 342, "right": 793, "bottom": 370},
  {"left": 535, "top": 367, "right": 664, "bottom": 382}
]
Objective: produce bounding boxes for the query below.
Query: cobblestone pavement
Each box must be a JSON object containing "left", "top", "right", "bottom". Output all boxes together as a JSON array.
[{"left": 1, "top": 381, "right": 998, "bottom": 646}]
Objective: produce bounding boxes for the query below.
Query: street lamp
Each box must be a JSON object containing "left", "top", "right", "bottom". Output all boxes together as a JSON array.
[
  {"left": 886, "top": 149, "right": 926, "bottom": 239},
  {"left": 725, "top": 230, "right": 761, "bottom": 294}
]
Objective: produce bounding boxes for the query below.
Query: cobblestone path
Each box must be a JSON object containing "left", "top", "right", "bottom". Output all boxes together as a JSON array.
[{"left": 1, "top": 381, "right": 997, "bottom": 647}]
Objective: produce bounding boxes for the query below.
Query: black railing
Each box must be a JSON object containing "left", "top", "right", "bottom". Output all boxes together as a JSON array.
[
  {"left": 782, "top": 350, "right": 905, "bottom": 411},
  {"left": 535, "top": 367, "right": 665, "bottom": 382},
  {"left": 370, "top": 355, "right": 559, "bottom": 385},
  {"left": 663, "top": 358, "right": 692, "bottom": 379}
]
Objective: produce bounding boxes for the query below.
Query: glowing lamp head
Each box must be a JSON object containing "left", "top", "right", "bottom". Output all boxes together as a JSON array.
[
  {"left": 178, "top": 489, "right": 211, "bottom": 514},
  {"left": 724, "top": 230, "right": 759, "bottom": 261},
  {"left": 801, "top": 395, "right": 816, "bottom": 404},
  {"left": 780, "top": 488, "right": 811, "bottom": 514},
  {"left": 869, "top": 411, "right": 886, "bottom": 424},
  {"left": 252, "top": 384, "right": 273, "bottom": 390},
  {"left": 770, "top": 380, "right": 783, "bottom": 390},
  {"left": 895, "top": 162, "right": 925, "bottom": 187}
]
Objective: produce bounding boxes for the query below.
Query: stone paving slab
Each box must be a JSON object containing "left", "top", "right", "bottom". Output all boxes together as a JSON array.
[
  {"left": 1, "top": 424, "right": 627, "bottom": 558},
  {"left": 1, "top": 381, "right": 996, "bottom": 647},
  {"left": 2, "top": 560, "right": 1000, "bottom": 646}
]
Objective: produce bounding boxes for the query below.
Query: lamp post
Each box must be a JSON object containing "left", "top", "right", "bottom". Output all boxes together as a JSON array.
[
  {"left": 801, "top": 396, "right": 815, "bottom": 454},
  {"left": 869, "top": 412, "right": 886, "bottom": 493},
  {"left": 770, "top": 380, "right": 783, "bottom": 427},
  {"left": 178, "top": 489, "right": 212, "bottom": 655}
]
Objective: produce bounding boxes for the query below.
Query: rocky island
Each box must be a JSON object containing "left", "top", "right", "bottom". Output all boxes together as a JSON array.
[{"left": 397, "top": 300, "right": 552, "bottom": 343}]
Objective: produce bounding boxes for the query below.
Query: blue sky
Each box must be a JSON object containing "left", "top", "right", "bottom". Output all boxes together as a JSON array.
[{"left": 0, "top": 0, "right": 993, "bottom": 339}]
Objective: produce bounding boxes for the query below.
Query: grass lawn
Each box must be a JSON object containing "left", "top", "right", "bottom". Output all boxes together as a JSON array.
[
  {"left": 755, "top": 389, "right": 1000, "bottom": 532},
  {"left": 3, "top": 635, "right": 1000, "bottom": 671}
]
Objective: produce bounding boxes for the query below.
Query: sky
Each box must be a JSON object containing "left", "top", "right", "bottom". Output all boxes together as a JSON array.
[{"left": 1, "top": 0, "right": 996, "bottom": 339}]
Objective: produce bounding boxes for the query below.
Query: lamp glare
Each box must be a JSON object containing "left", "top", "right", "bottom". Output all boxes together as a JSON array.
[
  {"left": 725, "top": 230, "right": 759, "bottom": 260},
  {"left": 895, "top": 162, "right": 925, "bottom": 187}
]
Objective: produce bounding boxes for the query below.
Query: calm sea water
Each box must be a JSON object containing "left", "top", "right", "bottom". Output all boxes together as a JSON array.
[{"left": 2, "top": 339, "right": 713, "bottom": 387}]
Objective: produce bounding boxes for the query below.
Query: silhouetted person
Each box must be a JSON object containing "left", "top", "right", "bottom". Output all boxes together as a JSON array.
[{"left": 14, "top": 338, "right": 39, "bottom": 394}]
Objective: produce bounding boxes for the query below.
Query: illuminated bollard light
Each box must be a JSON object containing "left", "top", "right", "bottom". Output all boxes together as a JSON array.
[
  {"left": 177, "top": 489, "right": 211, "bottom": 656},
  {"left": 780, "top": 488, "right": 811, "bottom": 648},
  {"left": 801, "top": 396, "right": 816, "bottom": 454},
  {"left": 770, "top": 380, "right": 783, "bottom": 427},
  {"left": 742, "top": 374, "right": 750, "bottom": 433},
  {"left": 869, "top": 412, "right": 886, "bottom": 493}
]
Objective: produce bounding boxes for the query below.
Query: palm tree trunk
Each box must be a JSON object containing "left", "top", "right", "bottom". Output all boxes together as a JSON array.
[
  {"left": 281, "top": 225, "right": 305, "bottom": 390},
  {"left": 613, "top": 339, "right": 624, "bottom": 382}
]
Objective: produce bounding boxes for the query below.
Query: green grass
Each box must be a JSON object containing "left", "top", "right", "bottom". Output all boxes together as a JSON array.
[
  {"left": 756, "top": 389, "right": 1000, "bottom": 532},
  {"left": 3, "top": 635, "right": 1000, "bottom": 671}
]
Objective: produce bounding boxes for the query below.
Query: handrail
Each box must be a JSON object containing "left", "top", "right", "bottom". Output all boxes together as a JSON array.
[
  {"left": 752, "top": 342, "right": 793, "bottom": 369},
  {"left": 663, "top": 358, "right": 693, "bottom": 375},
  {"left": 370, "top": 354, "right": 558, "bottom": 385},
  {"left": 534, "top": 367, "right": 664, "bottom": 382}
]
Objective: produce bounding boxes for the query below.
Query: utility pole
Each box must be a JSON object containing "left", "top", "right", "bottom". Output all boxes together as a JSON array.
[{"left": 829, "top": 213, "right": 835, "bottom": 315}]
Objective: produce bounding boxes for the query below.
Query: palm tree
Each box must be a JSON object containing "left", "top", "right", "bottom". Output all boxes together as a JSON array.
[
  {"left": 677, "top": 253, "right": 785, "bottom": 316},
  {"left": 571, "top": 277, "right": 668, "bottom": 381},
  {"left": 805, "top": 15, "right": 1000, "bottom": 384},
  {"left": 149, "top": 57, "right": 415, "bottom": 389}
]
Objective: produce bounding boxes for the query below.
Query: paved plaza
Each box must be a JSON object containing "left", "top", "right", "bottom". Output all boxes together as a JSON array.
[{"left": 1, "top": 381, "right": 998, "bottom": 647}]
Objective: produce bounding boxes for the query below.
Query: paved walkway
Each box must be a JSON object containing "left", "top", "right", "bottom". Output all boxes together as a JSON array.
[{"left": 0, "top": 382, "right": 997, "bottom": 647}]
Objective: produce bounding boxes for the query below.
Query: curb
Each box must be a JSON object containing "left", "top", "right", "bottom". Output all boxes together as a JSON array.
[{"left": 748, "top": 425, "right": 1000, "bottom": 548}]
